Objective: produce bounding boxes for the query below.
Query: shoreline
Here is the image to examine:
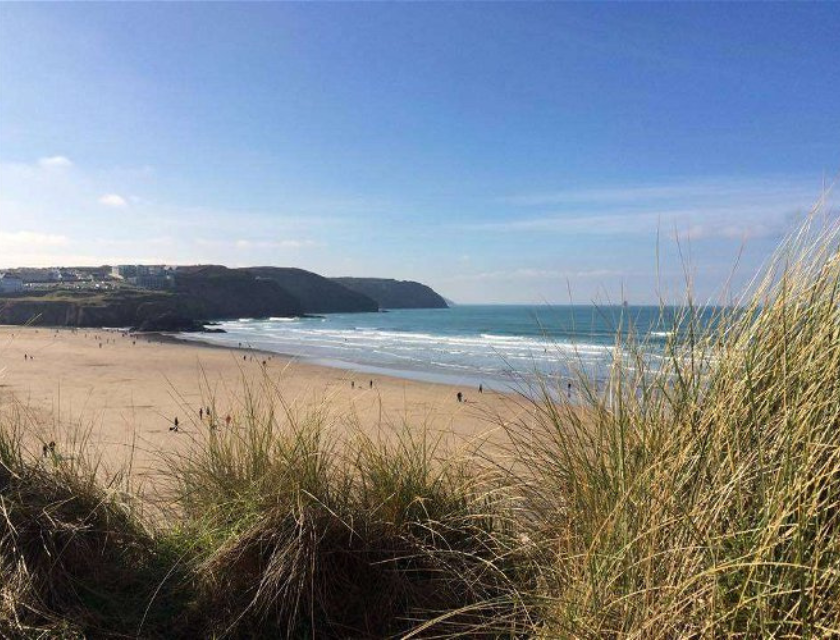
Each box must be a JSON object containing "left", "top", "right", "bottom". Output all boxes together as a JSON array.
[
  {"left": 170, "top": 318, "right": 576, "bottom": 396},
  {"left": 173, "top": 330, "right": 527, "bottom": 393},
  {"left": 152, "top": 329, "right": 517, "bottom": 394},
  {"left": 0, "top": 325, "right": 526, "bottom": 488}
]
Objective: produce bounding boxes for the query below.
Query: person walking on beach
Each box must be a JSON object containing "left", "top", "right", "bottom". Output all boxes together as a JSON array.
[
  {"left": 199, "top": 407, "right": 204, "bottom": 420},
  {"left": 457, "top": 391, "right": 463, "bottom": 403},
  {"left": 479, "top": 384, "right": 483, "bottom": 394},
  {"left": 225, "top": 414, "right": 232, "bottom": 427},
  {"left": 170, "top": 417, "right": 179, "bottom": 432}
]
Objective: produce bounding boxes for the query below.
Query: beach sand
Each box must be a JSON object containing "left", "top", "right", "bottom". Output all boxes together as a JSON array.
[{"left": 0, "top": 326, "right": 529, "bottom": 492}]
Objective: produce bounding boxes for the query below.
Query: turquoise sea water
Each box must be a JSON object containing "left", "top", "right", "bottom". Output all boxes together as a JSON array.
[{"left": 181, "top": 305, "right": 702, "bottom": 390}]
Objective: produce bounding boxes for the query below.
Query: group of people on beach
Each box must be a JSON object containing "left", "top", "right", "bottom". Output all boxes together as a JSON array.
[
  {"left": 170, "top": 406, "right": 232, "bottom": 432},
  {"left": 456, "top": 383, "right": 486, "bottom": 404}
]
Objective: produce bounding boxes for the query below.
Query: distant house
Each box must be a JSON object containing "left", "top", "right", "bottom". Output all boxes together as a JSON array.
[
  {"left": 112, "top": 265, "right": 139, "bottom": 280},
  {"left": 11, "top": 268, "right": 60, "bottom": 283},
  {"left": 111, "top": 264, "right": 173, "bottom": 289},
  {"left": 130, "top": 273, "right": 173, "bottom": 290},
  {"left": 0, "top": 273, "right": 24, "bottom": 293}
]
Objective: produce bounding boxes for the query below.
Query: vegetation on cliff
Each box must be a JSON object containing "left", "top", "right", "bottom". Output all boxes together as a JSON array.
[
  {"left": 0, "top": 266, "right": 450, "bottom": 330},
  {"left": 332, "top": 277, "right": 449, "bottom": 309},
  {"left": 0, "top": 266, "right": 304, "bottom": 332},
  {"left": 0, "top": 289, "right": 205, "bottom": 330},
  {"left": 242, "top": 267, "right": 379, "bottom": 313}
]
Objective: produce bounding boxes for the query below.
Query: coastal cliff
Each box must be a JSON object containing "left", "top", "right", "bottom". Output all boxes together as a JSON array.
[
  {"left": 332, "top": 278, "right": 449, "bottom": 309},
  {"left": 0, "top": 267, "right": 302, "bottom": 331},
  {"left": 242, "top": 267, "right": 378, "bottom": 313},
  {"left": 0, "top": 266, "right": 448, "bottom": 329},
  {"left": 0, "top": 290, "right": 206, "bottom": 330},
  {"left": 174, "top": 266, "right": 302, "bottom": 318}
]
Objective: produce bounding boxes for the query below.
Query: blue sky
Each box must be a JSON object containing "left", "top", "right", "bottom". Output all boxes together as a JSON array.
[{"left": 1, "top": 3, "right": 838, "bottom": 304}]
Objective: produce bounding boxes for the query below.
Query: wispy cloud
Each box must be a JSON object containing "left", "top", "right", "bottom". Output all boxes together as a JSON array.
[
  {"left": 0, "top": 230, "right": 69, "bottom": 247},
  {"left": 480, "top": 177, "right": 829, "bottom": 241},
  {"left": 501, "top": 177, "right": 821, "bottom": 207},
  {"left": 468, "top": 207, "right": 794, "bottom": 240},
  {"left": 195, "top": 238, "right": 320, "bottom": 250},
  {"left": 443, "top": 267, "right": 627, "bottom": 283},
  {"left": 98, "top": 193, "right": 128, "bottom": 207},
  {"left": 234, "top": 239, "right": 318, "bottom": 250},
  {"left": 0, "top": 230, "right": 73, "bottom": 268},
  {"left": 38, "top": 155, "right": 73, "bottom": 168}
]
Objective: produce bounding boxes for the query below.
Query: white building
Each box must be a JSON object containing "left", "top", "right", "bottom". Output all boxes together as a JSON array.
[{"left": 0, "top": 273, "right": 24, "bottom": 293}]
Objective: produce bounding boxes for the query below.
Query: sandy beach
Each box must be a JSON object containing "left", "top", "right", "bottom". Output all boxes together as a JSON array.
[{"left": 0, "top": 326, "right": 527, "bottom": 490}]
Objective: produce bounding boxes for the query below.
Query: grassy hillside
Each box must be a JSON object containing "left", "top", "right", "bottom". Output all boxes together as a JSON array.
[
  {"left": 0, "top": 267, "right": 303, "bottom": 330},
  {"left": 243, "top": 267, "right": 379, "bottom": 313},
  {"left": 332, "top": 277, "right": 449, "bottom": 309}
]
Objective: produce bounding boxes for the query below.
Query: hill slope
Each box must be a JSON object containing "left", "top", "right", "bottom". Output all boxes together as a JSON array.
[
  {"left": 242, "top": 267, "right": 378, "bottom": 313},
  {"left": 332, "top": 278, "right": 448, "bottom": 310},
  {"left": 175, "top": 265, "right": 302, "bottom": 319},
  {"left": 0, "top": 266, "right": 303, "bottom": 330}
]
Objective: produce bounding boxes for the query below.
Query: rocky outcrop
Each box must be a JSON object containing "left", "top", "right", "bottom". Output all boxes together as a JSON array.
[
  {"left": 242, "top": 267, "right": 378, "bottom": 314},
  {"left": 331, "top": 278, "right": 448, "bottom": 310}
]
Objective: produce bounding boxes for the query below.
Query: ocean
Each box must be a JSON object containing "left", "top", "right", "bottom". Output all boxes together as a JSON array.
[
  {"left": 180, "top": 305, "right": 695, "bottom": 391},
  {"left": 177, "top": 305, "right": 704, "bottom": 390}
]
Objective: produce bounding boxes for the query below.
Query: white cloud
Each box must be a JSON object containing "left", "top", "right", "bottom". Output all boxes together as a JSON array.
[
  {"left": 444, "top": 267, "right": 626, "bottom": 283},
  {"left": 98, "top": 193, "right": 128, "bottom": 207},
  {"left": 0, "top": 230, "right": 69, "bottom": 247},
  {"left": 38, "top": 155, "right": 73, "bottom": 168},
  {"left": 234, "top": 239, "right": 318, "bottom": 250},
  {"left": 0, "top": 231, "right": 73, "bottom": 267}
]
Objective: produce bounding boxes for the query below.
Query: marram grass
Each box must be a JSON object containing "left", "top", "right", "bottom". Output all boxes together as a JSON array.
[
  {"left": 503, "top": 208, "right": 840, "bottom": 638},
  {"left": 1, "top": 206, "right": 839, "bottom": 637}
]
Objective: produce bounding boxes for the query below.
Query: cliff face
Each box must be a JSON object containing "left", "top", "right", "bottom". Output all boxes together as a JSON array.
[
  {"left": 0, "top": 267, "right": 303, "bottom": 330},
  {"left": 242, "top": 267, "right": 378, "bottom": 314},
  {"left": 0, "top": 290, "right": 205, "bottom": 329},
  {"left": 174, "top": 266, "right": 302, "bottom": 319},
  {"left": 331, "top": 278, "right": 449, "bottom": 310},
  {"left": 0, "top": 267, "right": 448, "bottom": 329}
]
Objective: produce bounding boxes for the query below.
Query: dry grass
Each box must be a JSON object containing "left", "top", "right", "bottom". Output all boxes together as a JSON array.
[
  {"left": 503, "top": 206, "right": 840, "bottom": 637},
  {"left": 163, "top": 378, "right": 532, "bottom": 638},
  {"left": 2, "top": 204, "right": 839, "bottom": 637},
  {"left": 0, "top": 405, "right": 187, "bottom": 638}
]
